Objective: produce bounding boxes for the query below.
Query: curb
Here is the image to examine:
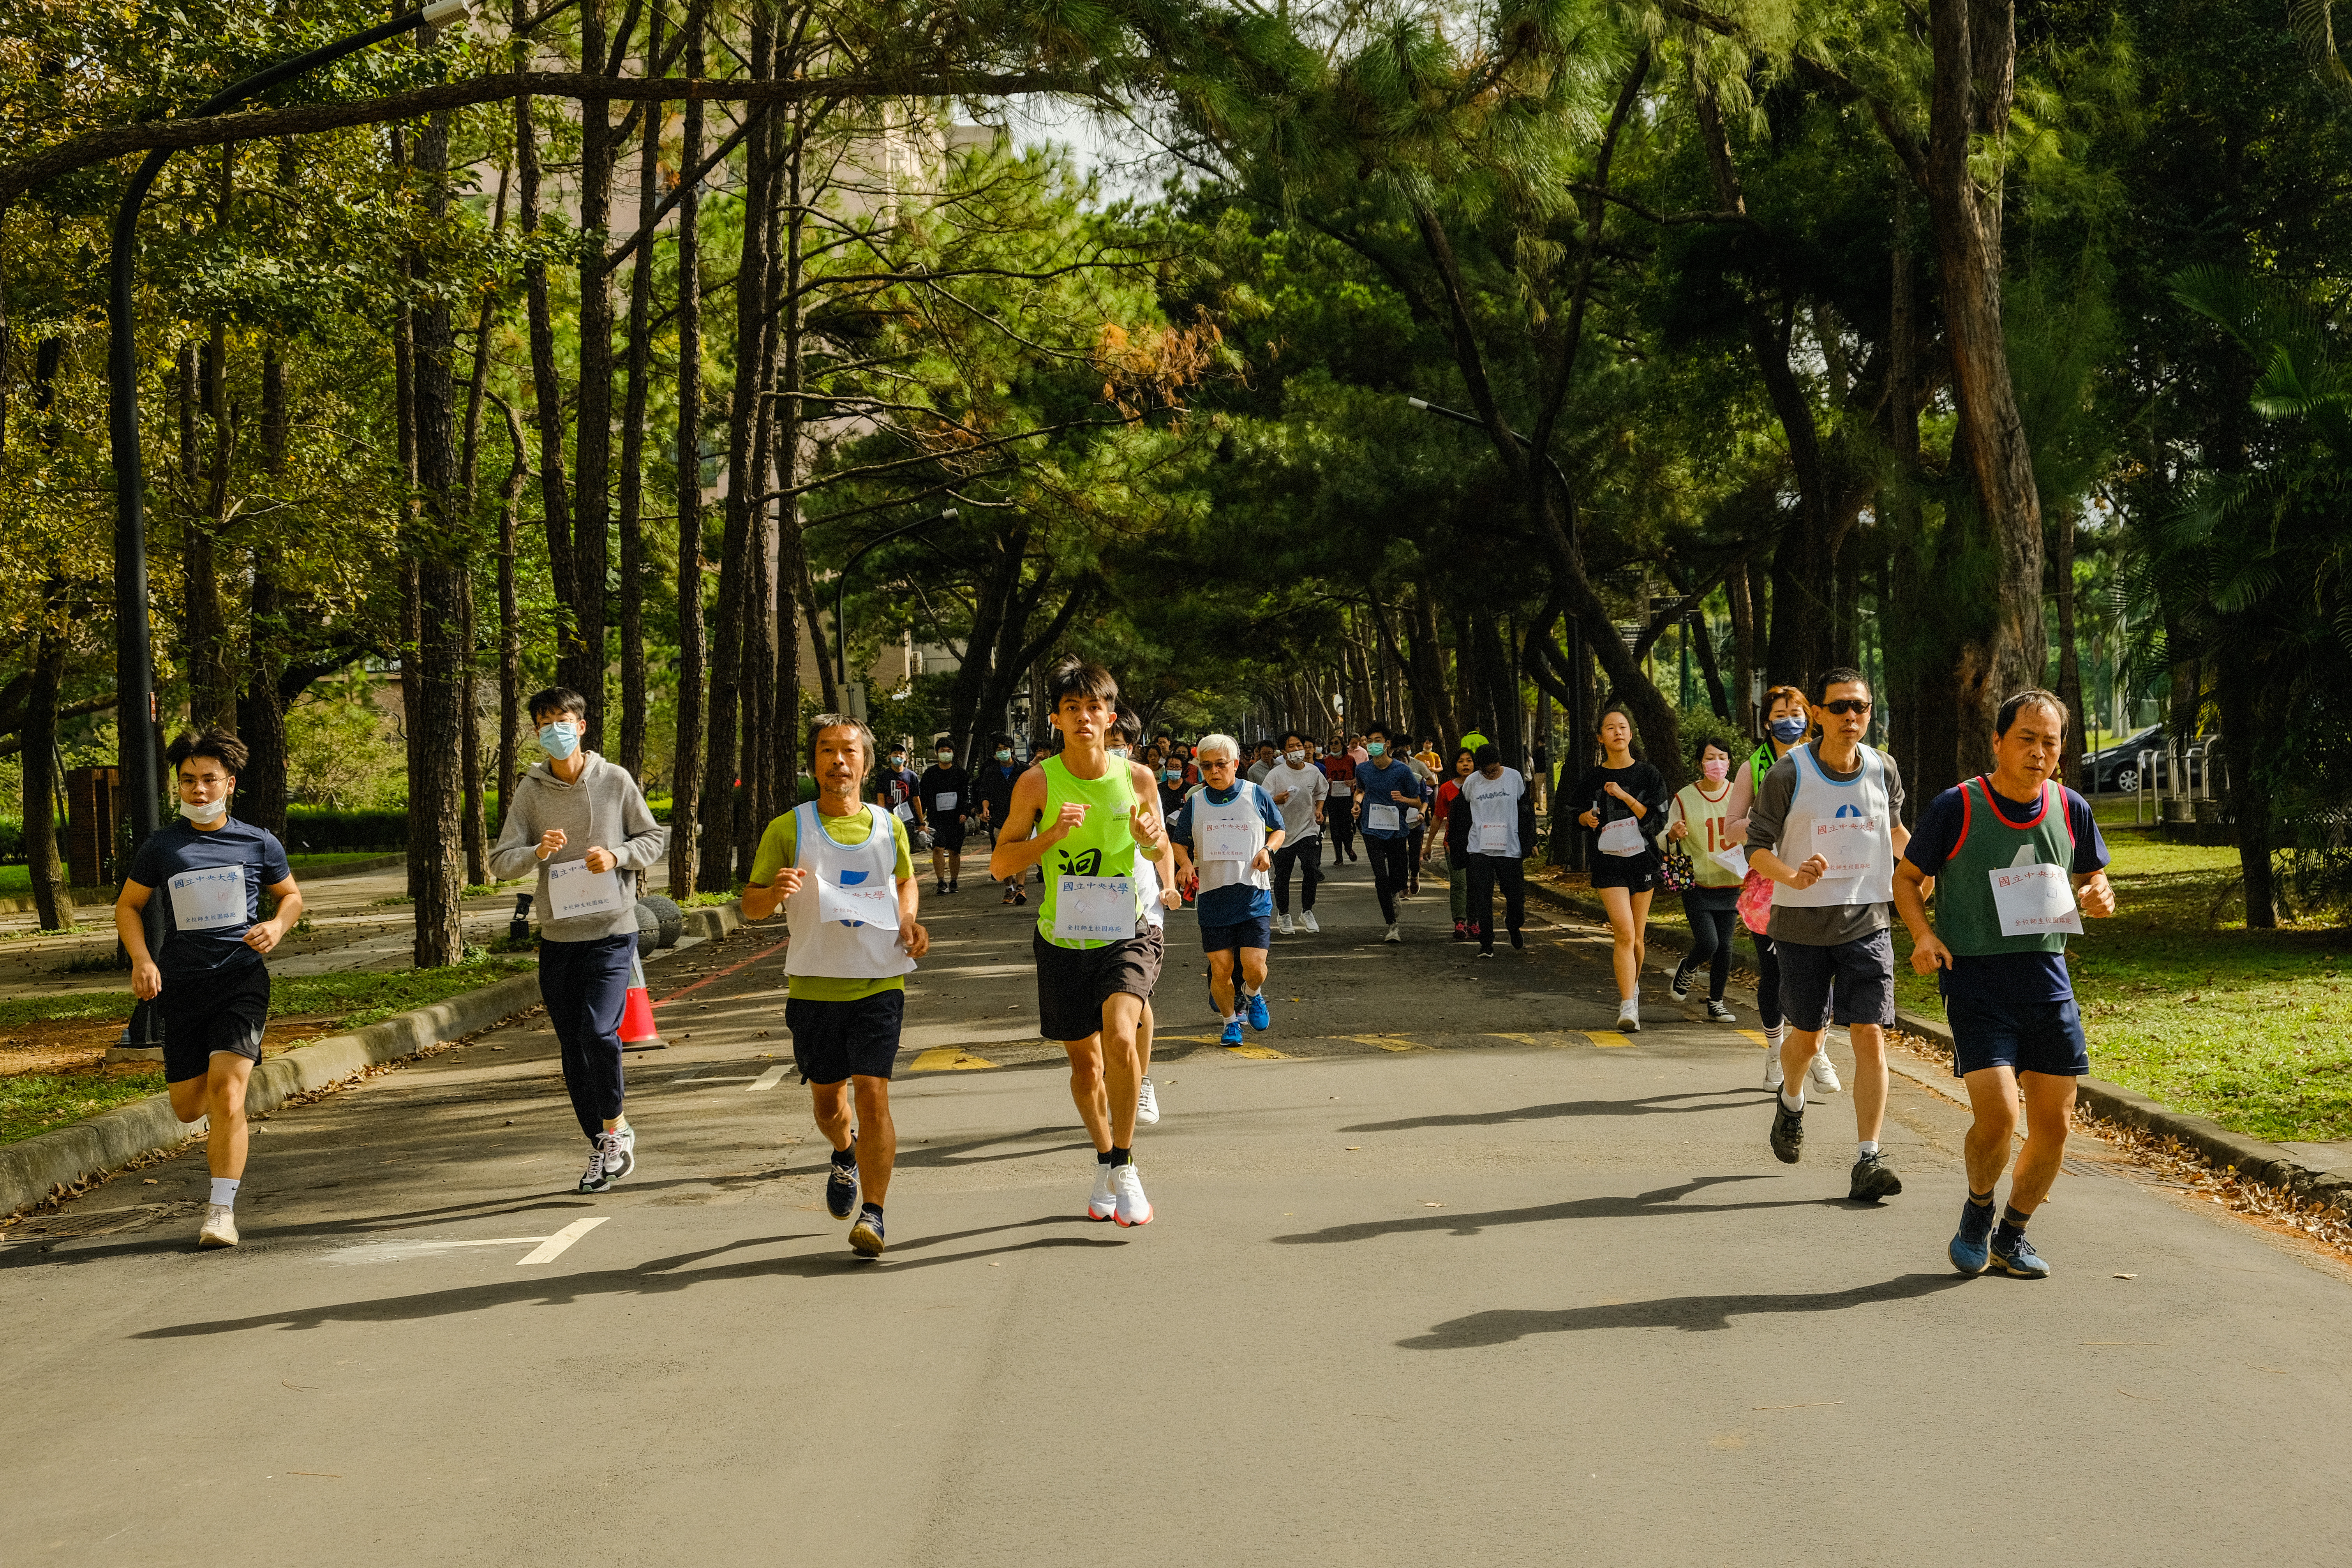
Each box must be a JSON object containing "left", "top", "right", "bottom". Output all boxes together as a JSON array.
[
  {"left": 0, "top": 898, "right": 746, "bottom": 1219},
  {"left": 1522, "top": 874, "right": 2352, "bottom": 1216}
]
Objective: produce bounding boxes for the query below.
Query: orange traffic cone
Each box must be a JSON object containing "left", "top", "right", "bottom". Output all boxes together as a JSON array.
[{"left": 619, "top": 953, "right": 665, "bottom": 1050}]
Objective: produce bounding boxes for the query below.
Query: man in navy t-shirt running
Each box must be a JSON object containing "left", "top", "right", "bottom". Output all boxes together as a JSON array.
[{"left": 116, "top": 729, "right": 306, "bottom": 1251}]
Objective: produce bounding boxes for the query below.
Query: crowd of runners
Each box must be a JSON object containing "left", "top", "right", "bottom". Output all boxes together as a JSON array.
[{"left": 117, "top": 655, "right": 2116, "bottom": 1284}]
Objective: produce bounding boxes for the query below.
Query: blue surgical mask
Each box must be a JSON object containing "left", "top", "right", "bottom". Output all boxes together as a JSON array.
[
  {"left": 1108, "top": 746, "right": 1129, "bottom": 761},
  {"left": 1769, "top": 716, "right": 1808, "bottom": 744},
  {"left": 994, "top": 748, "right": 1012, "bottom": 762},
  {"left": 539, "top": 720, "right": 580, "bottom": 759},
  {"left": 1366, "top": 741, "right": 1387, "bottom": 758},
  {"left": 1162, "top": 768, "right": 1181, "bottom": 783}
]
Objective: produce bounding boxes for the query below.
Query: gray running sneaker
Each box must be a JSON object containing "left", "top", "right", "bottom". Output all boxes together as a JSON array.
[
  {"left": 1769, "top": 1101, "right": 1804, "bottom": 1164},
  {"left": 1848, "top": 1150, "right": 1904, "bottom": 1202}
]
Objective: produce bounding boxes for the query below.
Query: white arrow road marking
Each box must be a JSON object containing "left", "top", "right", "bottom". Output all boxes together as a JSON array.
[
  {"left": 749, "top": 1064, "right": 791, "bottom": 1091},
  {"left": 330, "top": 1216, "right": 608, "bottom": 1266},
  {"left": 517, "top": 1217, "right": 608, "bottom": 1265}
]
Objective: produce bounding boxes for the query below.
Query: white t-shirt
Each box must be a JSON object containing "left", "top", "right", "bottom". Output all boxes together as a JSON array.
[
  {"left": 1261, "top": 761, "right": 1329, "bottom": 842},
  {"left": 1462, "top": 767, "right": 1528, "bottom": 858}
]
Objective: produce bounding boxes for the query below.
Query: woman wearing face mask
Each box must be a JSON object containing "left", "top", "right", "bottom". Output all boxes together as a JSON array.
[
  {"left": 1433, "top": 746, "right": 1478, "bottom": 941},
  {"left": 1723, "top": 685, "right": 1835, "bottom": 1092},
  {"left": 1664, "top": 737, "right": 1744, "bottom": 1022},
  {"left": 1573, "top": 707, "right": 1666, "bottom": 1030},
  {"left": 918, "top": 738, "right": 970, "bottom": 896},
  {"left": 974, "top": 733, "right": 1028, "bottom": 905}
]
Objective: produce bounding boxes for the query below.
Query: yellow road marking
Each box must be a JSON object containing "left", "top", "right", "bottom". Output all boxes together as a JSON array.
[
  {"left": 1585, "top": 1030, "right": 1636, "bottom": 1049},
  {"left": 1222, "top": 1043, "right": 1290, "bottom": 1060},
  {"left": 1737, "top": 1030, "right": 1770, "bottom": 1046},
  {"left": 1485, "top": 1031, "right": 1577, "bottom": 1049},
  {"left": 909, "top": 1048, "right": 999, "bottom": 1072},
  {"left": 1336, "top": 1034, "right": 1429, "bottom": 1053},
  {"left": 1155, "top": 1034, "right": 1226, "bottom": 1044}
]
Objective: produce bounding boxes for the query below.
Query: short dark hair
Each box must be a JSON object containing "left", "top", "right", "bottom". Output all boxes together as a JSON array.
[
  {"left": 1282, "top": 729, "right": 1307, "bottom": 747},
  {"left": 1473, "top": 743, "right": 1501, "bottom": 769},
  {"left": 1995, "top": 688, "right": 2069, "bottom": 737},
  {"left": 1256, "top": 738, "right": 1276, "bottom": 752},
  {"left": 1362, "top": 720, "right": 1392, "bottom": 741},
  {"left": 991, "top": 732, "right": 1015, "bottom": 747},
  {"left": 1111, "top": 712, "right": 1144, "bottom": 744},
  {"left": 1694, "top": 734, "right": 1734, "bottom": 763},
  {"left": 1811, "top": 666, "right": 1869, "bottom": 703},
  {"left": 1047, "top": 657, "right": 1118, "bottom": 710},
  {"left": 804, "top": 714, "right": 875, "bottom": 774},
  {"left": 527, "top": 686, "right": 588, "bottom": 723},
  {"left": 166, "top": 727, "right": 247, "bottom": 776}
]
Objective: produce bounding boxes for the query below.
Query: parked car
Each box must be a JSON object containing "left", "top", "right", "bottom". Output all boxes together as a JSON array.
[{"left": 2083, "top": 725, "right": 2212, "bottom": 794}]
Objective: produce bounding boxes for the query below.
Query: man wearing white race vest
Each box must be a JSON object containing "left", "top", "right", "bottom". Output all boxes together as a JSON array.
[
  {"left": 1742, "top": 666, "right": 1911, "bottom": 1203},
  {"left": 489, "top": 686, "right": 670, "bottom": 1197},
  {"left": 1461, "top": 743, "right": 1533, "bottom": 958},
  {"left": 743, "top": 715, "right": 930, "bottom": 1257},
  {"left": 1169, "top": 735, "right": 1287, "bottom": 1048}
]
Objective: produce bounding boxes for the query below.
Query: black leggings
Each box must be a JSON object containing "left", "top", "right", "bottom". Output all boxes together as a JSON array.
[
  {"left": 1675, "top": 897, "right": 1738, "bottom": 1003},
  {"left": 1751, "top": 927, "right": 1783, "bottom": 1028},
  {"left": 1366, "top": 836, "right": 1411, "bottom": 923},
  {"left": 1327, "top": 795, "right": 1357, "bottom": 858}
]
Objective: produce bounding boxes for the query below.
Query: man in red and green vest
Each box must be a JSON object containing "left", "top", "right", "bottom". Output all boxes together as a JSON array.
[{"left": 1896, "top": 689, "right": 2118, "bottom": 1281}]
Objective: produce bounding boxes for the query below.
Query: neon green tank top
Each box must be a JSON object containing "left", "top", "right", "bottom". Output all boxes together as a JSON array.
[{"left": 1035, "top": 753, "right": 1144, "bottom": 949}]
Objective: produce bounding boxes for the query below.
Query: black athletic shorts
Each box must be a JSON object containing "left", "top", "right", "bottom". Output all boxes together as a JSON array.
[
  {"left": 786, "top": 990, "right": 906, "bottom": 1084},
  {"left": 930, "top": 818, "right": 967, "bottom": 852},
  {"left": 159, "top": 958, "right": 270, "bottom": 1084},
  {"left": 1947, "top": 993, "right": 2090, "bottom": 1079},
  {"left": 1034, "top": 928, "right": 1164, "bottom": 1042},
  {"left": 1590, "top": 849, "right": 1657, "bottom": 892},
  {"left": 1777, "top": 929, "right": 1898, "bottom": 1030}
]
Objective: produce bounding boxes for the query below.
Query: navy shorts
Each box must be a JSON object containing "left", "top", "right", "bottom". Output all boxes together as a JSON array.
[
  {"left": 1200, "top": 914, "right": 1273, "bottom": 954},
  {"left": 1947, "top": 993, "right": 2090, "bottom": 1078},
  {"left": 1777, "top": 928, "right": 1897, "bottom": 1030},
  {"left": 786, "top": 991, "right": 905, "bottom": 1084},
  {"left": 159, "top": 959, "right": 270, "bottom": 1083}
]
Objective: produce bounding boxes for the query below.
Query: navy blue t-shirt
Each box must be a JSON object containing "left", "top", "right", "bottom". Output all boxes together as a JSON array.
[
  {"left": 1169, "top": 782, "right": 1284, "bottom": 924},
  {"left": 126, "top": 817, "right": 293, "bottom": 979},
  {"left": 1903, "top": 782, "right": 2107, "bottom": 1004},
  {"left": 1352, "top": 760, "right": 1421, "bottom": 839}
]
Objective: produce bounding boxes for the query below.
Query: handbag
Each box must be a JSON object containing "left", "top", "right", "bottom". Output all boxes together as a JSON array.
[
  {"left": 1659, "top": 843, "right": 1697, "bottom": 892},
  {"left": 1737, "top": 866, "right": 1775, "bottom": 935}
]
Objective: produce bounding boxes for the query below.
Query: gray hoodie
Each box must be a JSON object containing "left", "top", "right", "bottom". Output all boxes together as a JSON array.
[{"left": 488, "top": 751, "right": 670, "bottom": 943}]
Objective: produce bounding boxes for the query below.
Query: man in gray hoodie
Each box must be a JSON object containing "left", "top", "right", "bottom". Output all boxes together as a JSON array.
[{"left": 490, "top": 686, "right": 670, "bottom": 1193}]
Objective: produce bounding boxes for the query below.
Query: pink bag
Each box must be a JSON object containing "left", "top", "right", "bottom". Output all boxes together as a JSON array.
[{"left": 1738, "top": 867, "right": 1775, "bottom": 935}]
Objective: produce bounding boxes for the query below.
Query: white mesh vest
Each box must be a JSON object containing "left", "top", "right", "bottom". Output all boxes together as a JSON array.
[
  {"left": 1192, "top": 787, "right": 1271, "bottom": 896},
  {"left": 783, "top": 803, "right": 916, "bottom": 979},
  {"left": 1770, "top": 745, "right": 1896, "bottom": 909}
]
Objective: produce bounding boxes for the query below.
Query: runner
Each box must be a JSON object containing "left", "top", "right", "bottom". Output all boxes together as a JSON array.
[
  {"left": 741, "top": 714, "right": 930, "bottom": 1256},
  {"left": 1400, "top": 733, "right": 1436, "bottom": 896},
  {"left": 1113, "top": 714, "right": 1178, "bottom": 1126},
  {"left": 974, "top": 733, "right": 1028, "bottom": 906},
  {"left": 1663, "top": 736, "right": 1744, "bottom": 1022},
  {"left": 1246, "top": 738, "right": 1279, "bottom": 785},
  {"left": 1262, "top": 730, "right": 1328, "bottom": 935},
  {"left": 917, "top": 736, "right": 970, "bottom": 895},
  {"left": 1726, "top": 686, "right": 1835, "bottom": 1091},
  {"left": 989, "top": 658, "right": 1178, "bottom": 1226},
  {"left": 1354, "top": 722, "right": 1419, "bottom": 942},
  {"left": 488, "top": 687, "right": 670, "bottom": 1194},
  {"left": 1321, "top": 734, "right": 1359, "bottom": 863},
  {"left": 1433, "top": 744, "right": 1477, "bottom": 941},
  {"left": 1462, "top": 743, "right": 1534, "bottom": 957},
  {"left": 1895, "top": 690, "right": 2116, "bottom": 1277},
  {"left": 1156, "top": 751, "right": 1190, "bottom": 819},
  {"left": 1169, "top": 735, "right": 1287, "bottom": 1044},
  {"left": 1743, "top": 666, "right": 1910, "bottom": 1202},
  {"left": 1571, "top": 708, "right": 1665, "bottom": 1030},
  {"left": 877, "top": 743, "right": 924, "bottom": 837},
  {"left": 115, "top": 730, "right": 306, "bottom": 1250}
]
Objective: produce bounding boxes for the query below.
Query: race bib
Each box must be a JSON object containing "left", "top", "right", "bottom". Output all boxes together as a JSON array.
[
  {"left": 1476, "top": 821, "right": 1510, "bottom": 854},
  {"left": 818, "top": 878, "right": 899, "bottom": 929},
  {"left": 1201, "top": 819, "right": 1259, "bottom": 862},
  {"left": 1709, "top": 844, "right": 1751, "bottom": 878},
  {"left": 933, "top": 792, "right": 958, "bottom": 811},
  {"left": 168, "top": 866, "right": 246, "bottom": 932},
  {"left": 1990, "top": 863, "right": 2082, "bottom": 937},
  {"left": 1405, "top": 806, "right": 1423, "bottom": 827},
  {"left": 1330, "top": 780, "right": 1352, "bottom": 797},
  {"left": 1365, "top": 803, "right": 1400, "bottom": 834},
  {"left": 892, "top": 801, "right": 915, "bottom": 822},
  {"left": 1053, "top": 875, "right": 1137, "bottom": 942},
  {"left": 1597, "top": 816, "right": 1645, "bottom": 857},
  {"left": 546, "top": 859, "right": 631, "bottom": 919},
  {"left": 1810, "top": 816, "right": 1877, "bottom": 876}
]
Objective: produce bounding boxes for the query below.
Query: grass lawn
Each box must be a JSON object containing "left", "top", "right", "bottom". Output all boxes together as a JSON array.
[{"left": 0, "top": 1067, "right": 169, "bottom": 1145}]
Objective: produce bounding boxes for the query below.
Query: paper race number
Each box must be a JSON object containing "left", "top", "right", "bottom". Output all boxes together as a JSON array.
[
  {"left": 1053, "top": 875, "right": 1137, "bottom": 942},
  {"left": 1596, "top": 816, "right": 1645, "bottom": 857},
  {"left": 817, "top": 878, "right": 899, "bottom": 929},
  {"left": 1200, "top": 818, "right": 1259, "bottom": 862},
  {"left": 1809, "top": 815, "right": 1876, "bottom": 876},
  {"left": 1990, "top": 863, "right": 2082, "bottom": 936},
  {"left": 1476, "top": 820, "right": 1511, "bottom": 854},
  {"left": 546, "top": 859, "right": 631, "bottom": 919},
  {"left": 1364, "top": 803, "right": 1401, "bottom": 834},
  {"left": 168, "top": 866, "right": 246, "bottom": 932}
]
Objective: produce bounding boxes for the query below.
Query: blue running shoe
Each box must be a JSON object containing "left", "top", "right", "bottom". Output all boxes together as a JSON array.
[
  {"left": 1949, "top": 1199, "right": 1994, "bottom": 1275},
  {"left": 1245, "top": 990, "right": 1271, "bottom": 1031},
  {"left": 1990, "top": 1228, "right": 2051, "bottom": 1279},
  {"left": 1220, "top": 1018, "right": 1245, "bottom": 1047}
]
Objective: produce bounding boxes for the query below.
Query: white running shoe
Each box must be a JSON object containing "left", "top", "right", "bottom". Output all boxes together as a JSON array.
[
  {"left": 1137, "top": 1076, "right": 1161, "bottom": 1125},
  {"left": 1299, "top": 910, "right": 1320, "bottom": 933},
  {"left": 1384, "top": 924, "right": 1402, "bottom": 944},
  {"left": 1087, "top": 1165, "right": 1118, "bottom": 1221},
  {"left": 1615, "top": 999, "right": 1641, "bottom": 1033},
  {"left": 197, "top": 1204, "right": 239, "bottom": 1249},
  {"left": 1808, "top": 1051, "right": 1842, "bottom": 1094},
  {"left": 1274, "top": 913, "right": 1294, "bottom": 935},
  {"left": 1112, "top": 1162, "right": 1153, "bottom": 1228},
  {"left": 578, "top": 1142, "right": 612, "bottom": 1193},
  {"left": 601, "top": 1124, "right": 636, "bottom": 1182},
  {"left": 1763, "top": 1049, "right": 1784, "bottom": 1090}
]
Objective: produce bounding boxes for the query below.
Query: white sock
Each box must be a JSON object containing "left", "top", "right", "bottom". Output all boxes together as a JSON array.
[
  {"left": 1858, "top": 1140, "right": 1880, "bottom": 1159},
  {"left": 1779, "top": 1089, "right": 1805, "bottom": 1114},
  {"left": 1242, "top": 982, "right": 1259, "bottom": 997},
  {"left": 1764, "top": 1023, "right": 1787, "bottom": 1049},
  {"left": 210, "top": 1176, "right": 240, "bottom": 1209}
]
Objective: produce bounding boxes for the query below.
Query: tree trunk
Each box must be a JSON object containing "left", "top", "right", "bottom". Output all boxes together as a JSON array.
[
  {"left": 2220, "top": 661, "right": 2275, "bottom": 927},
  {"left": 460, "top": 565, "right": 489, "bottom": 887},
  {"left": 614, "top": 2, "right": 659, "bottom": 780},
  {"left": 1927, "top": 0, "right": 2045, "bottom": 740},
  {"left": 1882, "top": 190, "right": 1924, "bottom": 797},
  {"left": 669, "top": 5, "right": 707, "bottom": 895},
  {"left": 235, "top": 340, "right": 292, "bottom": 837},
  {"left": 514, "top": 57, "right": 578, "bottom": 689},
  {"left": 23, "top": 609, "right": 71, "bottom": 929},
  {"left": 1728, "top": 563, "right": 1756, "bottom": 735},
  {"left": 409, "top": 106, "right": 467, "bottom": 968},
  {"left": 566, "top": 0, "right": 617, "bottom": 738},
  {"left": 496, "top": 397, "right": 529, "bottom": 837},
  {"left": 768, "top": 121, "right": 808, "bottom": 802},
  {"left": 1691, "top": 611, "right": 1730, "bottom": 720},
  {"left": 2054, "top": 506, "right": 2084, "bottom": 787}
]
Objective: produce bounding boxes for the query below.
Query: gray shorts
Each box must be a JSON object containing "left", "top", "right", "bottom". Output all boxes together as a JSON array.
[{"left": 1777, "top": 929, "right": 1897, "bottom": 1031}]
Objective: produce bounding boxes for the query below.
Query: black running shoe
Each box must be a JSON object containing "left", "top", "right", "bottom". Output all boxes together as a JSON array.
[
  {"left": 1848, "top": 1150, "right": 1904, "bottom": 1202},
  {"left": 1509, "top": 929, "right": 1525, "bottom": 950},
  {"left": 1014, "top": 888, "right": 1028, "bottom": 906},
  {"left": 825, "top": 1153, "right": 858, "bottom": 1220},
  {"left": 850, "top": 1205, "right": 885, "bottom": 1257},
  {"left": 1769, "top": 1101, "right": 1805, "bottom": 1164}
]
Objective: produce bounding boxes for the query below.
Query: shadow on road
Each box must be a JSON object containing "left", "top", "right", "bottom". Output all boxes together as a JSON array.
[
  {"left": 1271, "top": 1174, "right": 1822, "bottom": 1245},
  {"left": 1397, "top": 1272, "right": 1974, "bottom": 1347},
  {"left": 1342, "top": 1088, "right": 1759, "bottom": 1133}
]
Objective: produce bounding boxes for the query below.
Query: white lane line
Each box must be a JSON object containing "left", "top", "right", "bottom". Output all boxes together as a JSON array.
[
  {"left": 749, "top": 1064, "right": 791, "bottom": 1091},
  {"left": 518, "top": 1217, "right": 609, "bottom": 1265}
]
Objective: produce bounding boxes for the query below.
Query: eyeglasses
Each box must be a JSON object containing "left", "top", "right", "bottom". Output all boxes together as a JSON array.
[{"left": 1820, "top": 698, "right": 1873, "bottom": 716}]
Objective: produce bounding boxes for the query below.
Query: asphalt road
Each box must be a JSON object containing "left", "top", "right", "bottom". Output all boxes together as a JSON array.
[{"left": 6, "top": 854, "right": 2351, "bottom": 1566}]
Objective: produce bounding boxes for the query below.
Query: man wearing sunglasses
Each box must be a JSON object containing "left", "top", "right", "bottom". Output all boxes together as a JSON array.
[
  {"left": 1743, "top": 666, "right": 1911, "bottom": 1203},
  {"left": 1169, "top": 735, "right": 1287, "bottom": 1047}
]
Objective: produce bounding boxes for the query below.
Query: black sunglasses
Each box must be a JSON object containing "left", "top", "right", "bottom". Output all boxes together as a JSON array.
[{"left": 1820, "top": 698, "right": 1873, "bottom": 716}]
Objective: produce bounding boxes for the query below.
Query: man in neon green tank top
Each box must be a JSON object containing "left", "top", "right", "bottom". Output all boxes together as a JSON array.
[
  {"left": 1896, "top": 690, "right": 2117, "bottom": 1280},
  {"left": 989, "top": 657, "right": 1180, "bottom": 1228}
]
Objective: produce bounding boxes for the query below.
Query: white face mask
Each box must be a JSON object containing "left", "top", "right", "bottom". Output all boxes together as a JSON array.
[
  {"left": 1285, "top": 749, "right": 1304, "bottom": 765},
  {"left": 1108, "top": 746, "right": 1130, "bottom": 761},
  {"left": 937, "top": 750, "right": 954, "bottom": 763},
  {"left": 179, "top": 795, "right": 229, "bottom": 825}
]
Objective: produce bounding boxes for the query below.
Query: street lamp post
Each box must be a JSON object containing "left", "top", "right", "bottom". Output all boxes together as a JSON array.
[
  {"left": 831, "top": 507, "right": 958, "bottom": 716},
  {"left": 107, "top": 0, "right": 471, "bottom": 1051}
]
